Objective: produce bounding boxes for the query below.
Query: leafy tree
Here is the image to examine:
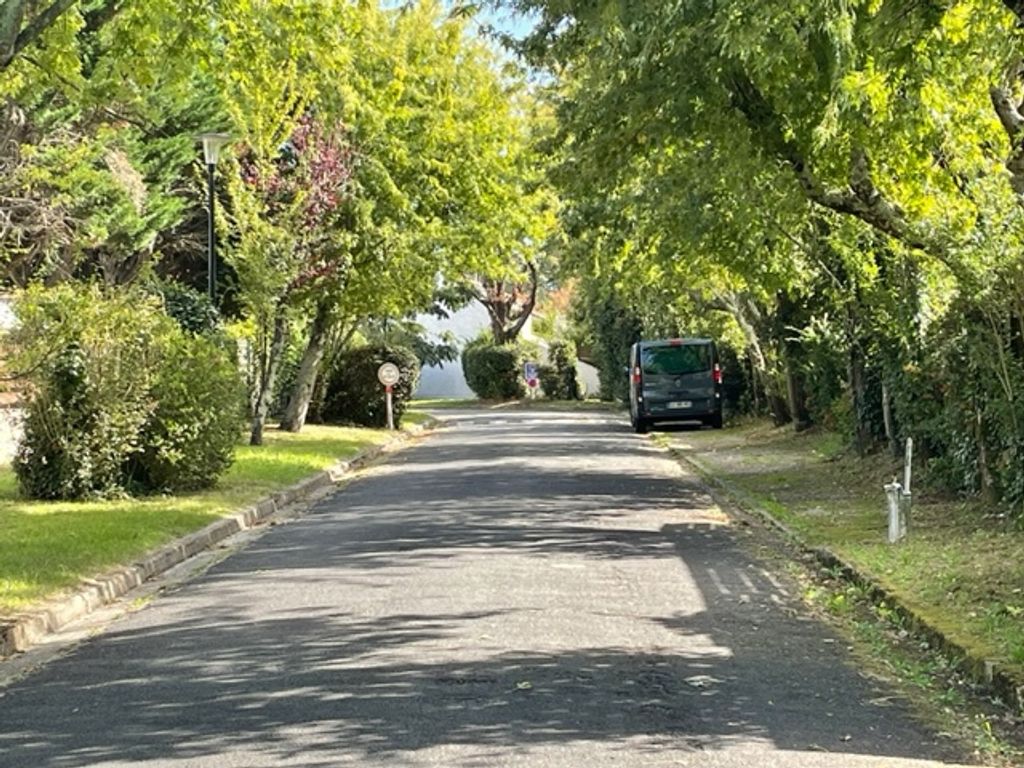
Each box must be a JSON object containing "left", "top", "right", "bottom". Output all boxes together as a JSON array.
[
  {"left": 225, "top": 113, "right": 357, "bottom": 445},
  {"left": 274, "top": 1, "right": 557, "bottom": 431},
  {"left": 507, "top": 0, "right": 1024, "bottom": 511}
]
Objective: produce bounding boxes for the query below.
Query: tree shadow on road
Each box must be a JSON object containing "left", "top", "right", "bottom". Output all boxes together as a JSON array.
[{"left": 0, "top": 413, "right": 971, "bottom": 766}]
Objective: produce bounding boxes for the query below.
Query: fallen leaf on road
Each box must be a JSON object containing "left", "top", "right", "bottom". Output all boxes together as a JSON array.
[{"left": 684, "top": 675, "right": 721, "bottom": 689}]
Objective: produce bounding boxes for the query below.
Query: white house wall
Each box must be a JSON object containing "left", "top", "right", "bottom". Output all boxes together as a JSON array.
[{"left": 414, "top": 302, "right": 492, "bottom": 399}]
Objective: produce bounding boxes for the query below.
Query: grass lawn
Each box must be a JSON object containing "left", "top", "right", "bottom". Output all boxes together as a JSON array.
[
  {"left": 0, "top": 424, "right": 397, "bottom": 617},
  {"left": 665, "top": 421, "right": 1024, "bottom": 681}
]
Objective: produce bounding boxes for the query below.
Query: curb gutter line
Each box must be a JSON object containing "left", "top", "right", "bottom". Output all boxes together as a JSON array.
[
  {"left": 0, "top": 418, "right": 439, "bottom": 659},
  {"left": 667, "top": 441, "right": 1024, "bottom": 716}
]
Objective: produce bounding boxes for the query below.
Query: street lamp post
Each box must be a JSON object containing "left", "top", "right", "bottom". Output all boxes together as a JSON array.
[{"left": 198, "top": 133, "right": 230, "bottom": 302}]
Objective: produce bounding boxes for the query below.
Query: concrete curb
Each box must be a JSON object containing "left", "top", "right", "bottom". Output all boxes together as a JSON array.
[
  {"left": 0, "top": 417, "right": 440, "bottom": 659},
  {"left": 665, "top": 440, "right": 1024, "bottom": 716}
]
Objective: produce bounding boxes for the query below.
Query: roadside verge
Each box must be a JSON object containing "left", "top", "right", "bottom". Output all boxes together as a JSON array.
[
  {"left": 0, "top": 417, "right": 438, "bottom": 658},
  {"left": 657, "top": 429, "right": 1024, "bottom": 717}
]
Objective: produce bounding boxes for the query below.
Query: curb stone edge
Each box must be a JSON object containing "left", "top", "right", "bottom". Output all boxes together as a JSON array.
[{"left": 0, "top": 417, "right": 440, "bottom": 658}]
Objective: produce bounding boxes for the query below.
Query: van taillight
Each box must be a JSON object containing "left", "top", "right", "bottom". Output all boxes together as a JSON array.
[
  {"left": 632, "top": 366, "right": 642, "bottom": 384},
  {"left": 713, "top": 363, "right": 722, "bottom": 384}
]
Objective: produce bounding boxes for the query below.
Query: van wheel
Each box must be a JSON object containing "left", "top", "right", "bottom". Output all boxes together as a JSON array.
[
  {"left": 709, "top": 411, "right": 723, "bottom": 430},
  {"left": 634, "top": 417, "right": 649, "bottom": 434}
]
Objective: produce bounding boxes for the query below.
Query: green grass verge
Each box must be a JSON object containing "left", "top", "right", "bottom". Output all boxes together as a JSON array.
[
  {"left": 410, "top": 397, "right": 482, "bottom": 409},
  {"left": 669, "top": 421, "right": 1024, "bottom": 681},
  {"left": 400, "top": 409, "right": 433, "bottom": 426},
  {"left": 0, "top": 424, "right": 394, "bottom": 616}
]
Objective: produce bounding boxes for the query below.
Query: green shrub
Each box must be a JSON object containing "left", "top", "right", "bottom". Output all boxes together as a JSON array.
[
  {"left": 462, "top": 340, "right": 524, "bottom": 400},
  {"left": 13, "top": 288, "right": 160, "bottom": 499},
  {"left": 540, "top": 340, "right": 581, "bottom": 400},
  {"left": 130, "top": 333, "right": 245, "bottom": 492},
  {"left": 11, "top": 284, "right": 243, "bottom": 500},
  {"left": 321, "top": 345, "right": 420, "bottom": 428}
]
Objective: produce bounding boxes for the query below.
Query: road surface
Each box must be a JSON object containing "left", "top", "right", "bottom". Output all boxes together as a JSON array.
[{"left": 0, "top": 410, "right": 974, "bottom": 767}]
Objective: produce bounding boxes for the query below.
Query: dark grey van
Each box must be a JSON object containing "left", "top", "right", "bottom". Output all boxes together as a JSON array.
[{"left": 628, "top": 338, "right": 722, "bottom": 433}]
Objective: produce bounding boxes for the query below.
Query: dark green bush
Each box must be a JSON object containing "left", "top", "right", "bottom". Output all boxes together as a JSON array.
[
  {"left": 11, "top": 285, "right": 243, "bottom": 500},
  {"left": 321, "top": 345, "right": 420, "bottom": 428},
  {"left": 462, "top": 340, "right": 524, "bottom": 400},
  {"left": 540, "top": 340, "right": 581, "bottom": 400},
  {"left": 152, "top": 280, "right": 222, "bottom": 336}
]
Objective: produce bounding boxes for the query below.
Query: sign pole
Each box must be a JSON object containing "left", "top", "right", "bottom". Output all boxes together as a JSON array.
[
  {"left": 377, "top": 362, "right": 401, "bottom": 431},
  {"left": 385, "top": 384, "right": 394, "bottom": 431}
]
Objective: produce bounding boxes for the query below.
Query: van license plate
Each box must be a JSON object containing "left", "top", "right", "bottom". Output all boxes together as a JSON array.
[{"left": 669, "top": 401, "right": 692, "bottom": 409}]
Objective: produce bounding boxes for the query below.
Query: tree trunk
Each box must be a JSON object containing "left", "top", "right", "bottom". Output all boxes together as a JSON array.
[
  {"left": 881, "top": 379, "right": 898, "bottom": 457},
  {"left": 279, "top": 303, "right": 330, "bottom": 433},
  {"left": 250, "top": 310, "right": 289, "bottom": 446},
  {"left": 1, "top": 0, "right": 80, "bottom": 71},
  {"left": 785, "top": 362, "right": 812, "bottom": 432},
  {"left": 490, "top": 312, "right": 509, "bottom": 345},
  {"left": 747, "top": 350, "right": 762, "bottom": 415},
  {"left": 974, "top": 405, "right": 998, "bottom": 505},
  {"left": 848, "top": 342, "right": 871, "bottom": 457},
  {"left": 768, "top": 390, "right": 791, "bottom": 427}
]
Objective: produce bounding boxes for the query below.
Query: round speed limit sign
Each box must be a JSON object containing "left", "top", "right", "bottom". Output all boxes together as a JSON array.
[{"left": 377, "top": 362, "right": 401, "bottom": 387}]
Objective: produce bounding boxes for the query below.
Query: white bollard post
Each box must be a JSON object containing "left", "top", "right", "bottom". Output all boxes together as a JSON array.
[
  {"left": 885, "top": 480, "right": 906, "bottom": 544},
  {"left": 901, "top": 437, "right": 913, "bottom": 538}
]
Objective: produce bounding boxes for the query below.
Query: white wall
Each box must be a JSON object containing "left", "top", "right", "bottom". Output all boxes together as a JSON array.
[
  {"left": 578, "top": 360, "right": 601, "bottom": 398},
  {"left": 414, "top": 302, "right": 491, "bottom": 399}
]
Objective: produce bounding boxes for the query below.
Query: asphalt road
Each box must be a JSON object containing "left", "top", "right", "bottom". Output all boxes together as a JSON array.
[{"left": 0, "top": 410, "right": 975, "bottom": 767}]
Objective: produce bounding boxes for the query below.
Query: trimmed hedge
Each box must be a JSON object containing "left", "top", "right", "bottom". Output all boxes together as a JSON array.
[
  {"left": 321, "top": 345, "right": 420, "bottom": 428},
  {"left": 462, "top": 341, "right": 524, "bottom": 400}
]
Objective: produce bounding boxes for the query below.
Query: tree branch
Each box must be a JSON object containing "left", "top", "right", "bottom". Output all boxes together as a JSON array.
[
  {"left": 727, "top": 69, "right": 951, "bottom": 261},
  {"left": 990, "top": 83, "right": 1024, "bottom": 199},
  {"left": 991, "top": 84, "right": 1024, "bottom": 138},
  {"left": 1, "top": 0, "right": 78, "bottom": 71},
  {"left": 504, "top": 260, "right": 539, "bottom": 341}
]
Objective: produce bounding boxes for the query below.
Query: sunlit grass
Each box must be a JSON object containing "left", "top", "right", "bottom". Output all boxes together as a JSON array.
[
  {"left": 410, "top": 397, "right": 481, "bottom": 409},
  {"left": 0, "top": 424, "right": 392, "bottom": 616}
]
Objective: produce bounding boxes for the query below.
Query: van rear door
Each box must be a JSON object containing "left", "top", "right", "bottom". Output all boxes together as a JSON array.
[{"left": 640, "top": 341, "right": 716, "bottom": 416}]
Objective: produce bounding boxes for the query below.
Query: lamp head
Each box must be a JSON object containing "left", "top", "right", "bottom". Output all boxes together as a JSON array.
[{"left": 198, "top": 132, "right": 231, "bottom": 165}]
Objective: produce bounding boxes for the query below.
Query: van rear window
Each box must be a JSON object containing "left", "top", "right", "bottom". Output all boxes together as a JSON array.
[{"left": 641, "top": 345, "right": 711, "bottom": 376}]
